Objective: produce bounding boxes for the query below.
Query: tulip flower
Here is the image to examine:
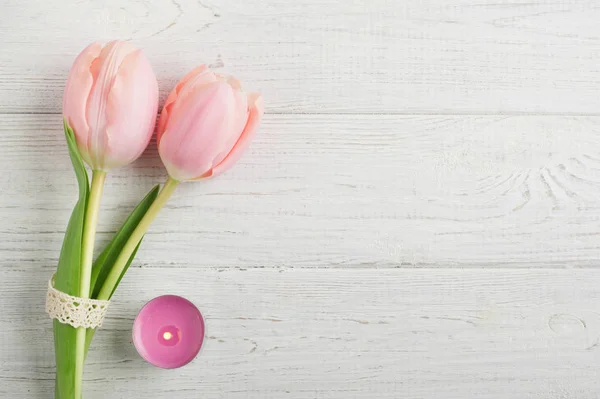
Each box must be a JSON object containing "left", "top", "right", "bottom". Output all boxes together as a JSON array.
[
  {"left": 155, "top": 65, "right": 264, "bottom": 181},
  {"left": 94, "top": 66, "right": 263, "bottom": 301},
  {"left": 63, "top": 40, "right": 159, "bottom": 171},
  {"left": 55, "top": 40, "right": 158, "bottom": 399}
]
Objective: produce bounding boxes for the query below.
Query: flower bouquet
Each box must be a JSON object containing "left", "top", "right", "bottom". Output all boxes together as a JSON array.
[{"left": 47, "top": 40, "right": 263, "bottom": 398}]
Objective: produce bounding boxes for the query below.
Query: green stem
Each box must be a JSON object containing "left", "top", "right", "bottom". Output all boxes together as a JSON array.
[
  {"left": 74, "top": 169, "right": 105, "bottom": 399},
  {"left": 96, "top": 177, "right": 179, "bottom": 301},
  {"left": 81, "top": 170, "right": 106, "bottom": 298},
  {"left": 74, "top": 329, "right": 86, "bottom": 399}
]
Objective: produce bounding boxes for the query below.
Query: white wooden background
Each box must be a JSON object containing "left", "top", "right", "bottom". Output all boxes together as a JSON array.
[{"left": 1, "top": 0, "right": 600, "bottom": 398}]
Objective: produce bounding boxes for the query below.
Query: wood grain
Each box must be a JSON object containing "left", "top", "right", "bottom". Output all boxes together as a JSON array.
[
  {"left": 2, "top": 0, "right": 600, "bottom": 114},
  {"left": 2, "top": 268, "right": 600, "bottom": 398},
  {"left": 3, "top": 114, "right": 600, "bottom": 270}
]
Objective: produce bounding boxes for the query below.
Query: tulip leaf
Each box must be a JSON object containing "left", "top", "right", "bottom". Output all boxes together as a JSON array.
[
  {"left": 53, "top": 121, "right": 90, "bottom": 398},
  {"left": 89, "top": 184, "right": 160, "bottom": 299},
  {"left": 55, "top": 121, "right": 89, "bottom": 296}
]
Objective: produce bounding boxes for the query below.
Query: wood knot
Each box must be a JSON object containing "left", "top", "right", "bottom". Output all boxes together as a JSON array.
[{"left": 548, "top": 314, "right": 586, "bottom": 335}]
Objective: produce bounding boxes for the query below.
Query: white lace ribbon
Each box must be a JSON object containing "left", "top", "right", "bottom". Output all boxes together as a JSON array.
[{"left": 45, "top": 275, "right": 110, "bottom": 329}]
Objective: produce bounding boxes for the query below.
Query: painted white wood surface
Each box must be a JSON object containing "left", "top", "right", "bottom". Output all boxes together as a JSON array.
[
  {"left": 1, "top": 0, "right": 600, "bottom": 398},
  {"left": 2, "top": 0, "right": 600, "bottom": 114},
  {"left": 3, "top": 268, "right": 600, "bottom": 399}
]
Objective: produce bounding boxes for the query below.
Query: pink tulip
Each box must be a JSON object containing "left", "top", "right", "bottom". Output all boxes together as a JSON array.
[
  {"left": 157, "top": 65, "right": 264, "bottom": 181},
  {"left": 63, "top": 40, "right": 159, "bottom": 170}
]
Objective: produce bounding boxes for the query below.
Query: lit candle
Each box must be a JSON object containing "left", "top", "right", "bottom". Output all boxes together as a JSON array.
[{"left": 132, "top": 295, "right": 205, "bottom": 369}]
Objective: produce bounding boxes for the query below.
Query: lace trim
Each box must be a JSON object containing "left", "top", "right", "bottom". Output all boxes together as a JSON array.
[{"left": 45, "top": 276, "right": 110, "bottom": 329}]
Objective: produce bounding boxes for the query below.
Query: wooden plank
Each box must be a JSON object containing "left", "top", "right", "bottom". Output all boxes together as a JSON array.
[
  {"left": 3, "top": 114, "right": 600, "bottom": 269},
  {"left": 2, "top": 0, "right": 600, "bottom": 114},
  {"left": 2, "top": 268, "right": 600, "bottom": 398}
]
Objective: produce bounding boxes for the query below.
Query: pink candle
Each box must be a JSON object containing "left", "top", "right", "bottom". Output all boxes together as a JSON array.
[{"left": 132, "top": 295, "right": 205, "bottom": 369}]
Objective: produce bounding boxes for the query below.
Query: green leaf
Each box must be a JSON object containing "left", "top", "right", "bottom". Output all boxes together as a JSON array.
[
  {"left": 89, "top": 185, "right": 159, "bottom": 299},
  {"left": 55, "top": 121, "right": 89, "bottom": 296},
  {"left": 53, "top": 121, "right": 89, "bottom": 398}
]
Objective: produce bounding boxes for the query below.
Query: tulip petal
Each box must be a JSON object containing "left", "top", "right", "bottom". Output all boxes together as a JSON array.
[
  {"left": 160, "top": 65, "right": 208, "bottom": 121},
  {"left": 227, "top": 76, "right": 242, "bottom": 90},
  {"left": 85, "top": 40, "right": 137, "bottom": 169},
  {"left": 209, "top": 93, "right": 264, "bottom": 177},
  {"left": 157, "top": 66, "right": 216, "bottom": 145},
  {"left": 175, "top": 65, "right": 209, "bottom": 92},
  {"left": 210, "top": 88, "right": 249, "bottom": 168},
  {"left": 63, "top": 42, "right": 102, "bottom": 164},
  {"left": 217, "top": 74, "right": 242, "bottom": 90},
  {"left": 103, "top": 49, "right": 159, "bottom": 169}
]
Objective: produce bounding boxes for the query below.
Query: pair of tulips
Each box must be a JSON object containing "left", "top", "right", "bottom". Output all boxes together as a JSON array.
[
  {"left": 65, "top": 40, "right": 263, "bottom": 179},
  {"left": 54, "top": 40, "right": 263, "bottom": 399}
]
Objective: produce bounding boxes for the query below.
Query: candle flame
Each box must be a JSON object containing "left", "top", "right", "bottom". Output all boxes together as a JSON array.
[{"left": 163, "top": 332, "right": 173, "bottom": 340}]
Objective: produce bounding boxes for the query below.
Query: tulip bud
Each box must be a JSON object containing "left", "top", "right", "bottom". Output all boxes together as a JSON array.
[
  {"left": 63, "top": 40, "right": 159, "bottom": 170},
  {"left": 157, "top": 65, "right": 264, "bottom": 181}
]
